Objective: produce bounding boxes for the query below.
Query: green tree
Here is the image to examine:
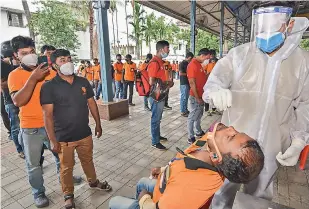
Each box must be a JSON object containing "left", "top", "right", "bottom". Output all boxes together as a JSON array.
[
  {"left": 109, "top": 0, "right": 117, "bottom": 52},
  {"left": 127, "top": 1, "right": 145, "bottom": 59},
  {"left": 143, "top": 12, "right": 156, "bottom": 53},
  {"left": 300, "top": 39, "right": 309, "bottom": 51},
  {"left": 30, "top": 0, "right": 82, "bottom": 52},
  {"left": 196, "top": 30, "right": 219, "bottom": 54}
]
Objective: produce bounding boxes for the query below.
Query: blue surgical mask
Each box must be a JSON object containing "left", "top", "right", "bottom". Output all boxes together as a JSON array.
[
  {"left": 256, "top": 32, "right": 285, "bottom": 53},
  {"left": 161, "top": 52, "right": 168, "bottom": 58}
]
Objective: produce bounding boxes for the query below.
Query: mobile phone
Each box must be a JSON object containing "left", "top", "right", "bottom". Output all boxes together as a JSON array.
[{"left": 38, "top": 56, "right": 49, "bottom": 68}]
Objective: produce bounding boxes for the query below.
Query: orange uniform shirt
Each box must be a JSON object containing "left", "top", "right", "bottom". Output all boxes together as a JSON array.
[
  {"left": 187, "top": 58, "right": 207, "bottom": 98},
  {"left": 139, "top": 62, "right": 148, "bottom": 71},
  {"left": 93, "top": 65, "right": 101, "bottom": 81},
  {"left": 113, "top": 62, "right": 124, "bottom": 81},
  {"left": 204, "top": 62, "right": 216, "bottom": 75},
  {"left": 8, "top": 67, "right": 57, "bottom": 128},
  {"left": 171, "top": 63, "right": 176, "bottom": 71},
  {"left": 176, "top": 63, "right": 179, "bottom": 72},
  {"left": 163, "top": 61, "right": 172, "bottom": 81},
  {"left": 148, "top": 56, "right": 167, "bottom": 82},
  {"left": 85, "top": 67, "right": 94, "bottom": 81},
  {"left": 152, "top": 135, "right": 224, "bottom": 209},
  {"left": 123, "top": 62, "right": 136, "bottom": 81}
]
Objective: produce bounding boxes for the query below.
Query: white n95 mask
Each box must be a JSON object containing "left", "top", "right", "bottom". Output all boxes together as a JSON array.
[
  {"left": 60, "top": 62, "right": 74, "bottom": 75},
  {"left": 21, "top": 54, "right": 38, "bottom": 66}
]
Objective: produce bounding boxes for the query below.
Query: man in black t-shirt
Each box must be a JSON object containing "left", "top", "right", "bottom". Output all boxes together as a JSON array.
[
  {"left": 40, "top": 49, "right": 112, "bottom": 208},
  {"left": 179, "top": 52, "right": 194, "bottom": 117}
]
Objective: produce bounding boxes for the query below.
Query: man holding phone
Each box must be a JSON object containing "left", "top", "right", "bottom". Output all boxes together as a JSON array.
[{"left": 8, "top": 36, "right": 58, "bottom": 208}]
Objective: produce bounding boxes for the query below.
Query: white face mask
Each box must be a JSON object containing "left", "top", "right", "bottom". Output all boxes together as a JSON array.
[
  {"left": 60, "top": 62, "right": 74, "bottom": 75},
  {"left": 21, "top": 54, "right": 38, "bottom": 66},
  {"left": 202, "top": 59, "right": 209, "bottom": 67}
]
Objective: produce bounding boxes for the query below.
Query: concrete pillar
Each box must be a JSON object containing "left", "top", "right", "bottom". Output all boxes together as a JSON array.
[
  {"left": 96, "top": 0, "right": 113, "bottom": 102},
  {"left": 234, "top": 18, "right": 238, "bottom": 47},
  {"left": 219, "top": 2, "right": 224, "bottom": 58},
  {"left": 190, "top": 0, "right": 196, "bottom": 53}
]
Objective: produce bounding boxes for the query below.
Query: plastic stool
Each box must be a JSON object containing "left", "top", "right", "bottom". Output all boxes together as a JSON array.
[{"left": 299, "top": 145, "right": 309, "bottom": 170}]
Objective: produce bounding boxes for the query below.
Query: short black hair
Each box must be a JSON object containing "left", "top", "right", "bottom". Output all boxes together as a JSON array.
[
  {"left": 156, "top": 40, "right": 169, "bottom": 51},
  {"left": 11, "top": 36, "right": 35, "bottom": 53},
  {"left": 50, "top": 49, "right": 70, "bottom": 64},
  {"left": 86, "top": 60, "right": 91, "bottom": 64},
  {"left": 81, "top": 60, "right": 85, "bottom": 64},
  {"left": 216, "top": 140, "right": 264, "bottom": 184},
  {"left": 40, "top": 45, "right": 49, "bottom": 54},
  {"left": 197, "top": 48, "right": 210, "bottom": 56},
  {"left": 209, "top": 49, "right": 216, "bottom": 56},
  {"left": 1, "top": 40, "right": 14, "bottom": 58},
  {"left": 186, "top": 52, "right": 194, "bottom": 59},
  {"left": 146, "top": 53, "right": 153, "bottom": 60},
  {"left": 93, "top": 58, "right": 98, "bottom": 61},
  {"left": 116, "top": 54, "right": 121, "bottom": 58},
  {"left": 125, "top": 54, "right": 132, "bottom": 59},
  {"left": 46, "top": 45, "right": 56, "bottom": 51}
]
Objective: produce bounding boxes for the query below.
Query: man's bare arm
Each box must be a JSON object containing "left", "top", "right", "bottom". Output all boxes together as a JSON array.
[
  {"left": 88, "top": 97, "right": 100, "bottom": 125},
  {"left": 42, "top": 104, "right": 60, "bottom": 153},
  {"left": 42, "top": 104, "right": 57, "bottom": 143},
  {"left": 11, "top": 64, "right": 49, "bottom": 107},
  {"left": 88, "top": 97, "right": 102, "bottom": 137}
]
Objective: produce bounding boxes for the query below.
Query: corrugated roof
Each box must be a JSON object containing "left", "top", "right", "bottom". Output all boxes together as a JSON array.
[{"left": 139, "top": 1, "right": 309, "bottom": 41}]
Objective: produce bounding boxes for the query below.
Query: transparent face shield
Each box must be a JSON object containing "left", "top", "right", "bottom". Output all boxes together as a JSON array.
[{"left": 251, "top": 6, "right": 292, "bottom": 53}]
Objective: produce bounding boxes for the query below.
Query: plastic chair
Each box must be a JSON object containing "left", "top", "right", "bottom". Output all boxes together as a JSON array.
[{"left": 299, "top": 145, "right": 309, "bottom": 170}]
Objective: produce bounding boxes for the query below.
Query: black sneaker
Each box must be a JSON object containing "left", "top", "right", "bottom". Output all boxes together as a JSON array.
[
  {"left": 181, "top": 112, "right": 189, "bottom": 117},
  {"left": 160, "top": 136, "right": 168, "bottom": 142},
  {"left": 187, "top": 137, "right": 196, "bottom": 144},
  {"left": 164, "top": 105, "right": 172, "bottom": 110},
  {"left": 129, "top": 103, "right": 136, "bottom": 106},
  {"left": 34, "top": 194, "right": 49, "bottom": 208},
  {"left": 144, "top": 106, "right": 151, "bottom": 111},
  {"left": 195, "top": 131, "right": 205, "bottom": 138},
  {"left": 152, "top": 143, "right": 167, "bottom": 150}
]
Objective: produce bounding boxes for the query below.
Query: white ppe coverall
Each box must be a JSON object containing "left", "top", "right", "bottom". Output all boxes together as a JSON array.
[{"left": 203, "top": 17, "right": 309, "bottom": 209}]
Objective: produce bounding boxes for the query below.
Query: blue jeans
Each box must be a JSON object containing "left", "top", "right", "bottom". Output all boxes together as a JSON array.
[
  {"left": 5, "top": 103, "right": 22, "bottom": 153},
  {"left": 180, "top": 84, "right": 190, "bottom": 113},
  {"left": 109, "top": 177, "right": 157, "bottom": 209},
  {"left": 187, "top": 96, "right": 204, "bottom": 139},
  {"left": 115, "top": 81, "right": 124, "bottom": 99},
  {"left": 19, "top": 127, "right": 60, "bottom": 198},
  {"left": 176, "top": 71, "right": 179, "bottom": 79},
  {"left": 149, "top": 97, "right": 165, "bottom": 145},
  {"left": 96, "top": 82, "right": 102, "bottom": 99},
  {"left": 97, "top": 80, "right": 116, "bottom": 99}
]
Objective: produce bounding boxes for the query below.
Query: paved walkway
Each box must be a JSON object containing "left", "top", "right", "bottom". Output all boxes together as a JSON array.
[{"left": 1, "top": 80, "right": 309, "bottom": 209}]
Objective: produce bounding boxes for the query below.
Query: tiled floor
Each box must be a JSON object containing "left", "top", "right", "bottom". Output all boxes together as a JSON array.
[{"left": 1, "top": 81, "right": 309, "bottom": 209}]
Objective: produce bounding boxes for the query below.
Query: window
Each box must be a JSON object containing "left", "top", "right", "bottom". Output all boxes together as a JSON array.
[
  {"left": 178, "top": 43, "right": 182, "bottom": 50},
  {"left": 7, "top": 12, "right": 24, "bottom": 27}
]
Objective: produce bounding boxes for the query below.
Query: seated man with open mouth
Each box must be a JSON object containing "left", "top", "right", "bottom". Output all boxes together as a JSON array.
[{"left": 109, "top": 123, "right": 265, "bottom": 209}]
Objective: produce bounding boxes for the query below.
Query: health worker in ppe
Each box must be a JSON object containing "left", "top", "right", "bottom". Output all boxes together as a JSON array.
[{"left": 203, "top": 2, "right": 309, "bottom": 209}]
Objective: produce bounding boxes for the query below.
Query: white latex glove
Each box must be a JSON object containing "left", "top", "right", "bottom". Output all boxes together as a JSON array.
[
  {"left": 208, "top": 89, "right": 232, "bottom": 111},
  {"left": 276, "top": 138, "right": 306, "bottom": 166}
]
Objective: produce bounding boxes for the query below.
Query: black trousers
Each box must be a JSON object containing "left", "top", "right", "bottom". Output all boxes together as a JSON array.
[
  {"left": 123, "top": 81, "right": 134, "bottom": 104},
  {"left": 164, "top": 90, "right": 169, "bottom": 106}
]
